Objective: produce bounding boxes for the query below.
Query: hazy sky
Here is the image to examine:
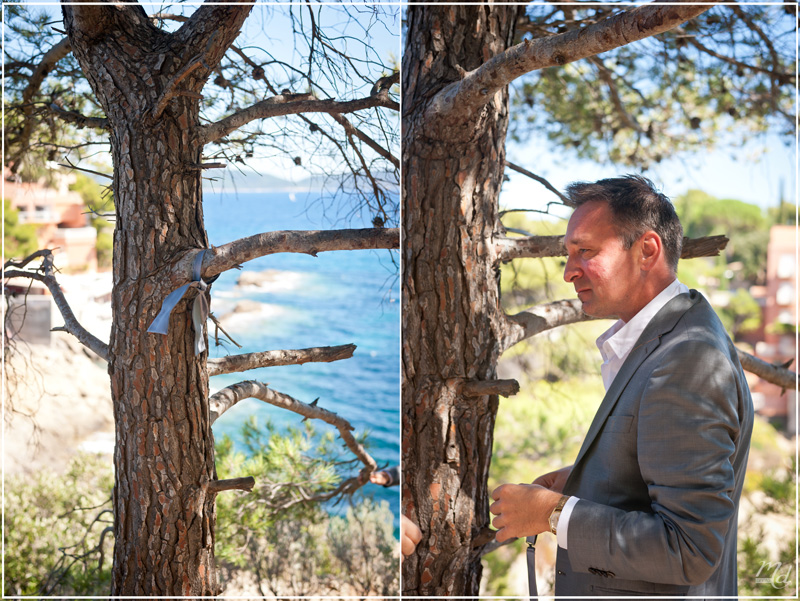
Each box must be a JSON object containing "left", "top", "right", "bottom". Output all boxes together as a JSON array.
[
  {"left": 17, "top": 2, "right": 401, "bottom": 182},
  {"left": 10, "top": 3, "right": 795, "bottom": 208},
  {"left": 502, "top": 131, "right": 797, "bottom": 219}
]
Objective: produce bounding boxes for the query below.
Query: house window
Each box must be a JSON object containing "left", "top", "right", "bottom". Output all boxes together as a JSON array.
[
  {"left": 777, "top": 253, "right": 795, "bottom": 279},
  {"left": 776, "top": 283, "right": 794, "bottom": 306}
]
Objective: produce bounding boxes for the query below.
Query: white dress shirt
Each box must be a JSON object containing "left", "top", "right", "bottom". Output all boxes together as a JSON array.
[{"left": 556, "top": 279, "right": 689, "bottom": 549}]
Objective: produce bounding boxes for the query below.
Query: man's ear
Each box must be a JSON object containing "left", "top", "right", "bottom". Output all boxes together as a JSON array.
[{"left": 639, "top": 231, "right": 662, "bottom": 271}]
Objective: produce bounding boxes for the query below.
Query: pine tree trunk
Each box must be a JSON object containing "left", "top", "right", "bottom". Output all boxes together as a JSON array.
[
  {"left": 61, "top": 5, "right": 250, "bottom": 594},
  {"left": 402, "top": 5, "right": 517, "bottom": 596},
  {"left": 105, "top": 104, "right": 216, "bottom": 595}
]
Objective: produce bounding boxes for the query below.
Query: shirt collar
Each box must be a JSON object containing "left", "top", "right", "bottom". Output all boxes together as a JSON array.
[{"left": 596, "top": 279, "right": 689, "bottom": 362}]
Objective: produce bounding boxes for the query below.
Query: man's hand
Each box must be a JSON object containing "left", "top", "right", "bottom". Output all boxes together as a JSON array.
[
  {"left": 489, "top": 483, "right": 562, "bottom": 543},
  {"left": 370, "top": 470, "right": 392, "bottom": 486},
  {"left": 401, "top": 515, "right": 422, "bottom": 559},
  {"left": 533, "top": 465, "right": 573, "bottom": 493}
]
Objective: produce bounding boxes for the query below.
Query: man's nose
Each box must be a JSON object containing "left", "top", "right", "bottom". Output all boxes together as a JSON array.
[{"left": 563, "top": 256, "right": 580, "bottom": 283}]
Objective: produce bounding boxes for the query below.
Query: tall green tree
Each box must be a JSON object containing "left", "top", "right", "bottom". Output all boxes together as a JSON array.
[
  {"left": 4, "top": 3, "right": 399, "bottom": 595},
  {"left": 512, "top": 4, "right": 795, "bottom": 168},
  {"left": 676, "top": 190, "right": 771, "bottom": 283},
  {"left": 402, "top": 2, "right": 796, "bottom": 595}
]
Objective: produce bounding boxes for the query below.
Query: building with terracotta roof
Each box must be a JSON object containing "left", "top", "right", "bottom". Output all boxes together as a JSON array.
[{"left": 4, "top": 167, "right": 97, "bottom": 271}]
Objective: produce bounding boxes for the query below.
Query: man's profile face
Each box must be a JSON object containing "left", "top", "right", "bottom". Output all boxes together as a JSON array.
[{"left": 563, "top": 201, "right": 641, "bottom": 322}]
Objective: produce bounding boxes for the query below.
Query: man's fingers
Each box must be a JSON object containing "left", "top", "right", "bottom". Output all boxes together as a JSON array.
[
  {"left": 401, "top": 534, "right": 417, "bottom": 556},
  {"left": 402, "top": 515, "right": 422, "bottom": 544},
  {"left": 489, "top": 499, "right": 502, "bottom": 515},
  {"left": 491, "top": 513, "right": 506, "bottom": 531},
  {"left": 495, "top": 526, "right": 511, "bottom": 543},
  {"left": 490, "top": 484, "right": 504, "bottom": 501},
  {"left": 533, "top": 470, "right": 556, "bottom": 488}
]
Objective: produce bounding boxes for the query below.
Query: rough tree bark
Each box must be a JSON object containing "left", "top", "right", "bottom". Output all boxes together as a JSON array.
[
  {"left": 61, "top": 3, "right": 254, "bottom": 595},
  {"left": 55, "top": 2, "right": 400, "bottom": 595},
  {"left": 402, "top": 1, "right": 722, "bottom": 596},
  {"left": 402, "top": 6, "right": 519, "bottom": 595}
]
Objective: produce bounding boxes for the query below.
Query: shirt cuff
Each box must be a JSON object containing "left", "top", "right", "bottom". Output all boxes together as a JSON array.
[{"left": 556, "top": 496, "right": 579, "bottom": 549}]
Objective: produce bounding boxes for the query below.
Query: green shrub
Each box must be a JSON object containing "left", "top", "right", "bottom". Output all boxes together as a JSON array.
[
  {"left": 328, "top": 497, "right": 399, "bottom": 596},
  {"left": 3, "top": 198, "right": 39, "bottom": 260},
  {"left": 5, "top": 419, "right": 397, "bottom": 596},
  {"left": 95, "top": 230, "right": 113, "bottom": 268},
  {"left": 4, "top": 453, "right": 114, "bottom": 596},
  {"left": 214, "top": 417, "right": 398, "bottom": 596}
]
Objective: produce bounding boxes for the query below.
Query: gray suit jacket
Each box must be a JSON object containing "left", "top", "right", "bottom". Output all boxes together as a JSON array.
[{"left": 555, "top": 290, "right": 753, "bottom": 598}]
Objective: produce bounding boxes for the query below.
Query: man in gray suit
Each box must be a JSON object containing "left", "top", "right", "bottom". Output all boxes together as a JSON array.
[{"left": 490, "top": 176, "right": 753, "bottom": 597}]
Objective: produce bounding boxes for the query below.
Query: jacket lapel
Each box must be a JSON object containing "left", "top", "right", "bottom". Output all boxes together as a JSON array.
[{"left": 566, "top": 291, "right": 702, "bottom": 478}]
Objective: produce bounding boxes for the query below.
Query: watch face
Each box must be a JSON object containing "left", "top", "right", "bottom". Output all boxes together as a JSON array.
[{"left": 549, "top": 512, "right": 558, "bottom": 531}]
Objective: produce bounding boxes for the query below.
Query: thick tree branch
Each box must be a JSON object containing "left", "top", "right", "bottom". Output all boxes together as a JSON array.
[
  {"left": 495, "top": 234, "right": 728, "bottom": 263},
  {"left": 48, "top": 104, "right": 109, "bottom": 130},
  {"left": 172, "top": 1, "right": 254, "bottom": 74},
  {"left": 501, "top": 298, "right": 799, "bottom": 391},
  {"left": 738, "top": 352, "right": 796, "bottom": 391},
  {"left": 207, "top": 477, "right": 255, "bottom": 494},
  {"left": 198, "top": 93, "right": 399, "bottom": 145},
  {"left": 207, "top": 344, "right": 356, "bottom": 377},
  {"left": 4, "top": 252, "right": 109, "bottom": 361},
  {"left": 199, "top": 228, "right": 399, "bottom": 279},
  {"left": 63, "top": 3, "right": 155, "bottom": 43},
  {"left": 502, "top": 299, "right": 595, "bottom": 352},
  {"left": 461, "top": 379, "right": 520, "bottom": 398},
  {"left": 426, "top": 0, "right": 718, "bottom": 124},
  {"left": 209, "top": 380, "right": 377, "bottom": 478},
  {"left": 679, "top": 235, "right": 730, "bottom": 259}
]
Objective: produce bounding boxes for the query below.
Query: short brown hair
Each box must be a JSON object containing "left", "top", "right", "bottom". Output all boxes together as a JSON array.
[{"left": 565, "top": 175, "right": 684, "bottom": 272}]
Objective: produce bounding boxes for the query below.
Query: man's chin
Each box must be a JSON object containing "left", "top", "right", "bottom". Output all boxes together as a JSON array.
[
  {"left": 579, "top": 300, "right": 596, "bottom": 316},
  {"left": 580, "top": 302, "right": 611, "bottom": 320}
]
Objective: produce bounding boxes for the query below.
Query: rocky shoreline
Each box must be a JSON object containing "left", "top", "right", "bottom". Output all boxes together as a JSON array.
[
  {"left": 4, "top": 333, "right": 114, "bottom": 475},
  {"left": 2, "top": 268, "right": 294, "bottom": 476}
]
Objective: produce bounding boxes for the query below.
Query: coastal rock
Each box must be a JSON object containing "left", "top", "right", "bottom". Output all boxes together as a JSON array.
[
  {"left": 232, "top": 299, "right": 264, "bottom": 314},
  {"left": 237, "top": 269, "right": 283, "bottom": 287},
  {"left": 4, "top": 333, "right": 114, "bottom": 475}
]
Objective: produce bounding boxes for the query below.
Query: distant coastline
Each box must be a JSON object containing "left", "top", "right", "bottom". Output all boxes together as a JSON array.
[{"left": 201, "top": 169, "right": 399, "bottom": 195}]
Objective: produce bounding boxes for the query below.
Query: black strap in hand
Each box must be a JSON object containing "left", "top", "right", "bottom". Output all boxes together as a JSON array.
[{"left": 526, "top": 535, "right": 538, "bottom": 597}]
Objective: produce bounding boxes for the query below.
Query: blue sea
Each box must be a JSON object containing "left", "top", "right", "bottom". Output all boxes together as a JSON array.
[{"left": 202, "top": 190, "right": 400, "bottom": 532}]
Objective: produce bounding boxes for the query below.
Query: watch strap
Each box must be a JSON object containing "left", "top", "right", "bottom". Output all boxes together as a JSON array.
[{"left": 549, "top": 494, "right": 569, "bottom": 535}]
